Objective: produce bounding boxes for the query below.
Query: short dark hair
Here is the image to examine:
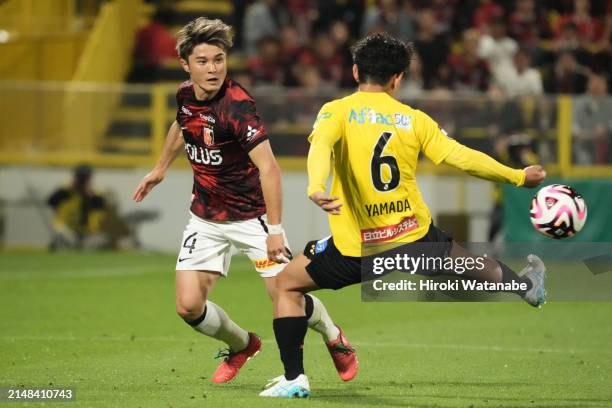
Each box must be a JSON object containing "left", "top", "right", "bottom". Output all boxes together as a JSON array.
[
  {"left": 176, "top": 17, "right": 233, "bottom": 60},
  {"left": 351, "top": 33, "right": 414, "bottom": 85}
]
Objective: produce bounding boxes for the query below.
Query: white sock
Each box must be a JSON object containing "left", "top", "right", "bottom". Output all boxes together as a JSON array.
[
  {"left": 306, "top": 294, "right": 340, "bottom": 342},
  {"left": 191, "top": 301, "right": 250, "bottom": 352}
]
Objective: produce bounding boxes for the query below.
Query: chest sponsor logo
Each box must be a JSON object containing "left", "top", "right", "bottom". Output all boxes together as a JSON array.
[
  {"left": 184, "top": 142, "right": 222, "bottom": 165},
  {"left": 361, "top": 216, "right": 419, "bottom": 243},
  {"left": 181, "top": 106, "right": 193, "bottom": 116},
  {"left": 349, "top": 107, "right": 412, "bottom": 129}
]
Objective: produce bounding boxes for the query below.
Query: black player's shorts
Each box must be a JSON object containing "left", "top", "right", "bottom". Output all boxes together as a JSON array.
[{"left": 303, "top": 223, "right": 453, "bottom": 290}]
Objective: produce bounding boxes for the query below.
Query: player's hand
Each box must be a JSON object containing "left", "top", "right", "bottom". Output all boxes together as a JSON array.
[
  {"left": 266, "top": 233, "right": 290, "bottom": 263},
  {"left": 133, "top": 169, "right": 164, "bottom": 202},
  {"left": 523, "top": 165, "right": 546, "bottom": 188},
  {"left": 309, "top": 191, "right": 343, "bottom": 215}
]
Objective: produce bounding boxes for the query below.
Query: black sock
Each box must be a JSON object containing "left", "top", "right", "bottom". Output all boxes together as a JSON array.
[
  {"left": 187, "top": 305, "right": 207, "bottom": 326},
  {"left": 499, "top": 261, "right": 532, "bottom": 296},
  {"left": 273, "top": 316, "right": 308, "bottom": 381},
  {"left": 304, "top": 295, "right": 314, "bottom": 320}
]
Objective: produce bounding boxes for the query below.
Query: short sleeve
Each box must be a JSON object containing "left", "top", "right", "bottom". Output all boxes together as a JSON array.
[
  {"left": 415, "top": 110, "right": 458, "bottom": 165},
  {"left": 308, "top": 102, "right": 342, "bottom": 147},
  {"left": 228, "top": 99, "right": 269, "bottom": 152},
  {"left": 175, "top": 88, "right": 185, "bottom": 123},
  {"left": 175, "top": 89, "right": 182, "bottom": 108}
]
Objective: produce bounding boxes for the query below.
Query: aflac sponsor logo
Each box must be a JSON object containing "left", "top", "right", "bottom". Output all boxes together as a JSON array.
[{"left": 348, "top": 107, "right": 412, "bottom": 129}]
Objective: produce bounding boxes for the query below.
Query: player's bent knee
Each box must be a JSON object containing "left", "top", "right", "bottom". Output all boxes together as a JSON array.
[
  {"left": 275, "top": 254, "right": 313, "bottom": 293},
  {"left": 175, "top": 294, "right": 205, "bottom": 321},
  {"left": 276, "top": 270, "right": 308, "bottom": 295},
  {"left": 275, "top": 269, "right": 297, "bottom": 293}
]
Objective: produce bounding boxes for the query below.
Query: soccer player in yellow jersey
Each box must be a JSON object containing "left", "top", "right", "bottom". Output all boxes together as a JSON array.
[{"left": 259, "top": 33, "right": 547, "bottom": 398}]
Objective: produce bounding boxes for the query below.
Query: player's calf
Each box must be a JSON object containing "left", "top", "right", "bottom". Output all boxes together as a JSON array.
[
  {"left": 304, "top": 295, "right": 359, "bottom": 381},
  {"left": 185, "top": 301, "right": 250, "bottom": 352}
]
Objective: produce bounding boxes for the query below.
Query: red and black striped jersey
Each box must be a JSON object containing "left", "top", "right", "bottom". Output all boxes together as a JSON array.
[{"left": 176, "top": 78, "right": 268, "bottom": 221}]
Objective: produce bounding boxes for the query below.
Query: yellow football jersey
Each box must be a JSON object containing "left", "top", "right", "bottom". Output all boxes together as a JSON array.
[{"left": 307, "top": 91, "right": 461, "bottom": 257}]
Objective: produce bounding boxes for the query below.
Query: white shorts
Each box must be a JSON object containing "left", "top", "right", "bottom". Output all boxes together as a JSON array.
[{"left": 175, "top": 213, "right": 290, "bottom": 278}]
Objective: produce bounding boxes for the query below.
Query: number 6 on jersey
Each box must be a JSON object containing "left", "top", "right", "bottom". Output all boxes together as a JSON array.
[{"left": 371, "top": 131, "right": 400, "bottom": 192}]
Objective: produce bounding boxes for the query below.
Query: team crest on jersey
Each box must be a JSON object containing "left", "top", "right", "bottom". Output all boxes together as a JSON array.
[{"left": 203, "top": 127, "right": 215, "bottom": 146}]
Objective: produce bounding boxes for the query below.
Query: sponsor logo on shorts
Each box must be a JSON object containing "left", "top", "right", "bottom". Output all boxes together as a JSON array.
[
  {"left": 253, "top": 258, "right": 279, "bottom": 269},
  {"left": 314, "top": 237, "right": 330, "bottom": 254},
  {"left": 361, "top": 216, "right": 419, "bottom": 243}
]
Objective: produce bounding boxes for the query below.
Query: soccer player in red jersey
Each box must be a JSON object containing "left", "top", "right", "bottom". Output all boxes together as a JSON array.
[{"left": 132, "top": 17, "right": 357, "bottom": 384}]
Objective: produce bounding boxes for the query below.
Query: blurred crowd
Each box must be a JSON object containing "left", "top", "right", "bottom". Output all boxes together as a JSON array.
[
  {"left": 131, "top": 0, "right": 612, "bottom": 164},
  {"left": 235, "top": 0, "right": 611, "bottom": 164},
  {"left": 233, "top": 0, "right": 611, "bottom": 97}
]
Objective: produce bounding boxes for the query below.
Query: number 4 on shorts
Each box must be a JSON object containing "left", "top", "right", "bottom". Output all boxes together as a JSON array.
[{"left": 183, "top": 232, "right": 197, "bottom": 254}]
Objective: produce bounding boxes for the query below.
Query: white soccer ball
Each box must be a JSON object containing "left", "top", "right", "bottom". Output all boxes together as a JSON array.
[{"left": 530, "top": 184, "right": 587, "bottom": 239}]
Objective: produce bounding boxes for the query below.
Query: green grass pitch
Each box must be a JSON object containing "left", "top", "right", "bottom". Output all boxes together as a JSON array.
[{"left": 1, "top": 252, "right": 611, "bottom": 407}]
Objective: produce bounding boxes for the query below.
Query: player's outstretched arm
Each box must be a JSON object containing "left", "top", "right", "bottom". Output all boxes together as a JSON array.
[
  {"left": 248, "top": 140, "right": 290, "bottom": 262},
  {"left": 133, "top": 121, "right": 184, "bottom": 202},
  {"left": 417, "top": 110, "right": 545, "bottom": 189},
  {"left": 442, "top": 143, "right": 546, "bottom": 188}
]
